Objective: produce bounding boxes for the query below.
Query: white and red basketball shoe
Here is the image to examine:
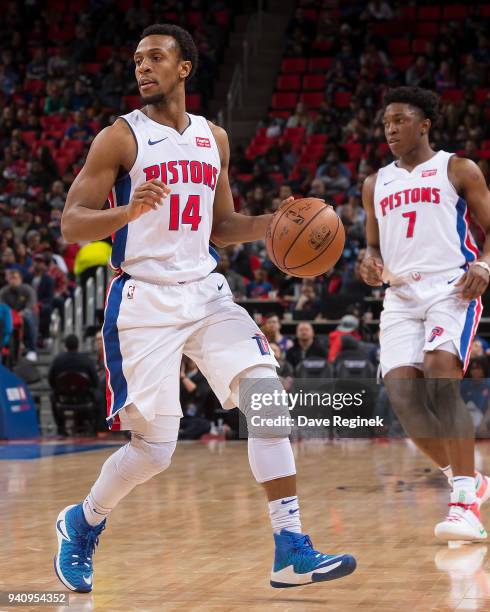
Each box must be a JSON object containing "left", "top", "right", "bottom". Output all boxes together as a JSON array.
[{"left": 435, "top": 495, "right": 487, "bottom": 543}]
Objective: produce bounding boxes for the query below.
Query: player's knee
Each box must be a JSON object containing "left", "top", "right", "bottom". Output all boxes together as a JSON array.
[
  {"left": 232, "top": 365, "right": 291, "bottom": 438},
  {"left": 127, "top": 436, "right": 177, "bottom": 481}
]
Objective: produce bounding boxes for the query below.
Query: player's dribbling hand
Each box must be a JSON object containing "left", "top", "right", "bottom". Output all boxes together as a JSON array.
[
  {"left": 455, "top": 264, "right": 490, "bottom": 301},
  {"left": 360, "top": 256, "right": 384, "bottom": 287},
  {"left": 126, "top": 179, "right": 171, "bottom": 222}
]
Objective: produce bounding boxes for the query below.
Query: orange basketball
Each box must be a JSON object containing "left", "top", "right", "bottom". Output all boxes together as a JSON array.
[{"left": 266, "top": 198, "right": 345, "bottom": 277}]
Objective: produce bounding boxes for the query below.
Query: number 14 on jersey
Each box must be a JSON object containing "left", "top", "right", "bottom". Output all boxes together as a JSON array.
[{"left": 168, "top": 194, "right": 202, "bottom": 231}]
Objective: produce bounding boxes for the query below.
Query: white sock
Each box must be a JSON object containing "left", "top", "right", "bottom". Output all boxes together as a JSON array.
[
  {"left": 83, "top": 492, "right": 111, "bottom": 526},
  {"left": 269, "top": 496, "right": 302, "bottom": 534},
  {"left": 440, "top": 464, "right": 453, "bottom": 487},
  {"left": 452, "top": 476, "right": 477, "bottom": 505}
]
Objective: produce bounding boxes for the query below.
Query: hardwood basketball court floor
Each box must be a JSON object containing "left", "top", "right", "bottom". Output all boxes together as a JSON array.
[{"left": 2, "top": 438, "right": 490, "bottom": 612}]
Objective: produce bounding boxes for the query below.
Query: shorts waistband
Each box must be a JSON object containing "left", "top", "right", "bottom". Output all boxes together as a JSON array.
[
  {"left": 121, "top": 272, "right": 210, "bottom": 287},
  {"left": 387, "top": 266, "right": 467, "bottom": 286}
]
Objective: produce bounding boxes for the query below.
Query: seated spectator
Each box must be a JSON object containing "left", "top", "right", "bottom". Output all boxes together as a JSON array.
[
  {"left": 321, "top": 165, "right": 351, "bottom": 197},
  {"left": 286, "top": 102, "right": 312, "bottom": 129},
  {"left": 406, "top": 56, "right": 432, "bottom": 88},
  {"left": 179, "top": 356, "right": 212, "bottom": 440},
  {"left": 215, "top": 252, "right": 246, "bottom": 298},
  {"left": 286, "top": 322, "right": 327, "bottom": 369},
  {"left": 30, "top": 253, "right": 54, "bottom": 343},
  {"left": 0, "top": 268, "right": 38, "bottom": 361},
  {"left": 46, "top": 181, "right": 67, "bottom": 211},
  {"left": 364, "top": 0, "right": 393, "bottom": 20},
  {"left": 328, "top": 315, "right": 362, "bottom": 362},
  {"left": 261, "top": 313, "right": 293, "bottom": 353},
  {"left": 48, "top": 334, "right": 99, "bottom": 437},
  {"left": 65, "top": 78, "right": 92, "bottom": 111},
  {"left": 269, "top": 341, "right": 294, "bottom": 391},
  {"left": 246, "top": 268, "right": 272, "bottom": 298},
  {"left": 291, "top": 281, "right": 322, "bottom": 320},
  {"left": 65, "top": 110, "right": 94, "bottom": 141}
]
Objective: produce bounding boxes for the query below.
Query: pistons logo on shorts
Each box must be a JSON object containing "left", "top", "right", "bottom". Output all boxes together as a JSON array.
[
  {"left": 428, "top": 326, "right": 444, "bottom": 343},
  {"left": 127, "top": 285, "right": 135, "bottom": 299},
  {"left": 252, "top": 332, "right": 271, "bottom": 356}
]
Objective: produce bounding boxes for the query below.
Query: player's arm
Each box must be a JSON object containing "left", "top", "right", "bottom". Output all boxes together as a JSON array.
[
  {"left": 61, "top": 120, "right": 170, "bottom": 243},
  {"left": 450, "top": 156, "right": 490, "bottom": 300},
  {"left": 359, "top": 172, "right": 384, "bottom": 286},
  {"left": 209, "top": 122, "right": 293, "bottom": 247}
]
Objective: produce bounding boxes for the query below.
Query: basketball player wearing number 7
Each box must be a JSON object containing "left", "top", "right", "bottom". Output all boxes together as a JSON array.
[
  {"left": 53, "top": 24, "right": 356, "bottom": 593},
  {"left": 361, "top": 86, "right": 490, "bottom": 541}
]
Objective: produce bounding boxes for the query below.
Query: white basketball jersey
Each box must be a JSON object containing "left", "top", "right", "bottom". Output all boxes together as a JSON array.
[
  {"left": 108, "top": 110, "right": 221, "bottom": 283},
  {"left": 374, "top": 150, "right": 479, "bottom": 280}
]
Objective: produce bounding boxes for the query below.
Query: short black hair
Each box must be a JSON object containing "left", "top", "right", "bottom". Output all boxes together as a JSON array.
[
  {"left": 64, "top": 334, "right": 79, "bottom": 352},
  {"left": 384, "top": 87, "right": 439, "bottom": 124},
  {"left": 140, "top": 24, "right": 198, "bottom": 81}
]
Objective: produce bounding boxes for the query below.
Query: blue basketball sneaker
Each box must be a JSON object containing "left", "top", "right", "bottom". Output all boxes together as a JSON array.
[
  {"left": 270, "top": 529, "right": 356, "bottom": 588},
  {"left": 54, "top": 503, "right": 106, "bottom": 593}
]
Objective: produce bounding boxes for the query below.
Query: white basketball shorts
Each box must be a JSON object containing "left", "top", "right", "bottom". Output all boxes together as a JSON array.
[
  {"left": 102, "top": 271, "right": 278, "bottom": 430},
  {"left": 379, "top": 268, "right": 482, "bottom": 376}
]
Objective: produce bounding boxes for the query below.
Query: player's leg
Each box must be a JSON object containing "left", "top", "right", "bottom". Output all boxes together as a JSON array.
[
  {"left": 184, "top": 288, "right": 356, "bottom": 587},
  {"left": 423, "top": 293, "right": 488, "bottom": 541},
  {"left": 54, "top": 407, "right": 179, "bottom": 592},
  {"left": 381, "top": 301, "right": 451, "bottom": 470}
]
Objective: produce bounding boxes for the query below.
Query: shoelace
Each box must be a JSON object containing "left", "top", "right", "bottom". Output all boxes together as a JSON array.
[
  {"left": 445, "top": 502, "right": 471, "bottom": 522},
  {"left": 72, "top": 523, "right": 106, "bottom": 566},
  {"left": 291, "top": 534, "right": 326, "bottom": 558}
]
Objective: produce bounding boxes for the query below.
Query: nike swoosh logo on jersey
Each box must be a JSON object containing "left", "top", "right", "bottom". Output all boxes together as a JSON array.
[
  {"left": 383, "top": 179, "right": 396, "bottom": 186},
  {"left": 56, "top": 519, "right": 70, "bottom": 541},
  {"left": 447, "top": 276, "right": 459, "bottom": 284},
  {"left": 148, "top": 137, "right": 168, "bottom": 145},
  {"left": 217, "top": 283, "right": 224, "bottom": 291}
]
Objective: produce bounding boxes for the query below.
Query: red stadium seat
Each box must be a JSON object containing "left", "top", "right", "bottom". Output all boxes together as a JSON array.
[
  {"left": 303, "top": 8, "right": 317, "bottom": 19},
  {"left": 299, "top": 143, "right": 326, "bottom": 162},
  {"left": 416, "top": 22, "right": 440, "bottom": 37},
  {"left": 331, "top": 193, "right": 345, "bottom": 205},
  {"left": 283, "top": 127, "right": 306, "bottom": 141},
  {"left": 417, "top": 6, "right": 441, "bottom": 20},
  {"left": 389, "top": 39, "right": 411, "bottom": 55},
  {"left": 303, "top": 74, "right": 325, "bottom": 91},
  {"left": 268, "top": 111, "right": 291, "bottom": 119},
  {"left": 236, "top": 173, "right": 253, "bottom": 184},
  {"left": 401, "top": 6, "right": 416, "bottom": 20},
  {"left": 281, "top": 58, "right": 307, "bottom": 74},
  {"left": 333, "top": 91, "right": 352, "bottom": 108},
  {"left": 269, "top": 172, "right": 285, "bottom": 186},
  {"left": 475, "top": 88, "right": 489, "bottom": 104},
  {"left": 307, "top": 134, "right": 328, "bottom": 145},
  {"left": 21, "top": 132, "right": 37, "bottom": 147},
  {"left": 24, "top": 79, "right": 46, "bottom": 94},
  {"left": 443, "top": 5, "right": 468, "bottom": 19},
  {"left": 186, "top": 11, "right": 202, "bottom": 26},
  {"left": 123, "top": 95, "right": 141, "bottom": 111},
  {"left": 344, "top": 143, "right": 363, "bottom": 160},
  {"left": 307, "top": 57, "right": 333, "bottom": 72},
  {"left": 186, "top": 94, "right": 200, "bottom": 112},
  {"left": 214, "top": 10, "right": 229, "bottom": 26},
  {"left": 481, "top": 5, "right": 490, "bottom": 17},
  {"left": 441, "top": 89, "right": 464, "bottom": 103},
  {"left": 81, "top": 63, "right": 101, "bottom": 75},
  {"left": 271, "top": 92, "right": 298, "bottom": 110},
  {"left": 344, "top": 161, "right": 357, "bottom": 178},
  {"left": 482, "top": 140, "right": 490, "bottom": 151},
  {"left": 277, "top": 75, "right": 301, "bottom": 91},
  {"left": 392, "top": 55, "right": 414, "bottom": 71},
  {"left": 312, "top": 40, "right": 333, "bottom": 53},
  {"left": 64, "top": 140, "right": 84, "bottom": 155},
  {"left": 412, "top": 39, "right": 429, "bottom": 54},
  {"left": 96, "top": 46, "right": 113, "bottom": 61},
  {"left": 300, "top": 92, "right": 324, "bottom": 108}
]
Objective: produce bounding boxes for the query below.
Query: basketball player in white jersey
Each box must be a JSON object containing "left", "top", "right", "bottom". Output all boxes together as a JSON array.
[
  {"left": 53, "top": 24, "right": 356, "bottom": 592},
  {"left": 361, "top": 86, "right": 490, "bottom": 541}
]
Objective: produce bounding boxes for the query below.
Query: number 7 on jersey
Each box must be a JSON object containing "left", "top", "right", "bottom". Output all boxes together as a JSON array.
[{"left": 402, "top": 211, "right": 416, "bottom": 238}]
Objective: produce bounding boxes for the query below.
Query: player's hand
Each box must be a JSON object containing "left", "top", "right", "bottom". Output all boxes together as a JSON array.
[
  {"left": 359, "top": 256, "right": 384, "bottom": 287},
  {"left": 126, "top": 179, "right": 171, "bottom": 222},
  {"left": 455, "top": 264, "right": 490, "bottom": 301}
]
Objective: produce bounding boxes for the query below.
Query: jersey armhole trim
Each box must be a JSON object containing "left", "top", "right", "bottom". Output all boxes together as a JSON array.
[
  {"left": 446, "top": 152, "right": 460, "bottom": 199},
  {"left": 118, "top": 116, "right": 139, "bottom": 176},
  {"left": 206, "top": 120, "right": 223, "bottom": 170}
]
